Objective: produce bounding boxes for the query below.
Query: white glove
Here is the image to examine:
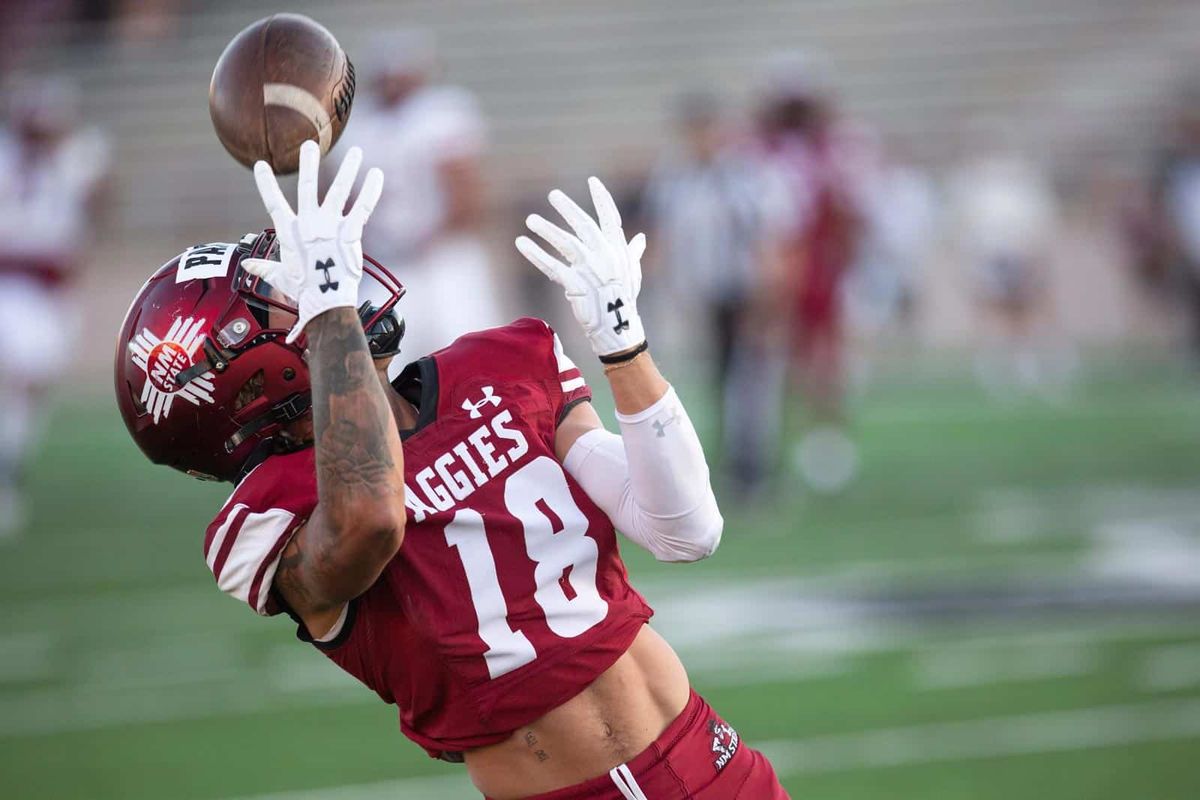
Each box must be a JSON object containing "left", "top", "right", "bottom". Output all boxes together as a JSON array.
[
  {"left": 242, "top": 139, "right": 384, "bottom": 343},
  {"left": 516, "top": 177, "right": 648, "bottom": 359}
]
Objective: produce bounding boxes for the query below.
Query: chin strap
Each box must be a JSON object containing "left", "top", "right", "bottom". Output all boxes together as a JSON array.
[
  {"left": 233, "top": 439, "right": 276, "bottom": 484},
  {"left": 225, "top": 392, "right": 312, "bottom": 453},
  {"left": 174, "top": 338, "right": 237, "bottom": 389}
]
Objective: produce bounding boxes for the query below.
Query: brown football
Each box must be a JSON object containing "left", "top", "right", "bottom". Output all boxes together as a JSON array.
[{"left": 209, "top": 13, "right": 355, "bottom": 174}]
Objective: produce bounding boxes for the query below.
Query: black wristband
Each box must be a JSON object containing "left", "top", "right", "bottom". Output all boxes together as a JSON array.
[{"left": 598, "top": 340, "right": 649, "bottom": 365}]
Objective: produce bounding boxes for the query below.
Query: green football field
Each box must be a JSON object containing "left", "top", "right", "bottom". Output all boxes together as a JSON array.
[{"left": 3, "top": 360, "right": 1200, "bottom": 799}]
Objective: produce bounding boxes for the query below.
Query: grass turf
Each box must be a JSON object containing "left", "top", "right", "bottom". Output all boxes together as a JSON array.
[{"left": 2, "top": 365, "right": 1199, "bottom": 798}]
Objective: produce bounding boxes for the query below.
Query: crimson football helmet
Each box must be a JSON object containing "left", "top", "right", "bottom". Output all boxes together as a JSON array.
[{"left": 114, "top": 230, "right": 404, "bottom": 482}]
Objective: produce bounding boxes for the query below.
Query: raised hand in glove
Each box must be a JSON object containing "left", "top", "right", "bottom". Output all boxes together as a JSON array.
[
  {"left": 242, "top": 139, "right": 383, "bottom": 343},
  {"left": 516, "top": 177, "right": 648, "bottom": 359}
]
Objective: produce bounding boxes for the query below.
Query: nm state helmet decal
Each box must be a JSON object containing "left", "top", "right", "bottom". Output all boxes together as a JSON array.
[{"left": 128, "top": 316, "right": 215, "bottom": 424}]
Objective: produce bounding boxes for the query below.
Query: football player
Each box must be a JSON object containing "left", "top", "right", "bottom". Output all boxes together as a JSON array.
[
  {"left": 115, "top": 141, "right": 789, "bottom": 799},
  {"left": 0, "top": 78, "right": 109, "bottom": 537},
  {"left": 756, "top": 51, "right": 865, "bottom": 493}
]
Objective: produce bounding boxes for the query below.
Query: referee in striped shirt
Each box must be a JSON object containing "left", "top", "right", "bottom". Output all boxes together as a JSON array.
[{"left": 642, "top": 91, "right": 789, "bottom": 497}]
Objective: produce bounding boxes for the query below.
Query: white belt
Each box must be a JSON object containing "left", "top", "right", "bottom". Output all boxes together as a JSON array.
[{"left": 609, "top": 763, "right": 650, "bottom": 800}]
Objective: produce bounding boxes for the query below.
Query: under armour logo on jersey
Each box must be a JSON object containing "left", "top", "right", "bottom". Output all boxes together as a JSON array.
[
  {"left": 652, "top": 409, "right": 681, "bottom": 438},
  {"left": 462, "top": 386, "right": 501, "bottom": 419},
  {"left": 607, "top": 299, "right": 630, "bottom": 333},
  {"left": 315, "top": 258, "right": 339, "bottom": 293}
]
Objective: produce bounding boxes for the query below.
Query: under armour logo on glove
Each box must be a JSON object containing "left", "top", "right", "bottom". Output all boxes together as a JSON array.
[
  {"left": 607, "top": 299, "right": 630, "bottom": 333},
  {"left": 515, "top": 178, "right": 647, "bottom": 359},
  {"left": 462, "top": 386, "right": 502, "bottom": 419},
  {"left": 244, "top": 142, "right": 384, "bottom": 344},
  {"left": 652, "top": 409, "right": 681, "bottom": 438},
  {"left": 315, "top": 258, "right": 339, "bottom": 293}
]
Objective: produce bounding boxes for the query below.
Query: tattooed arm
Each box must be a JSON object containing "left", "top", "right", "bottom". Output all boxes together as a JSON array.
[
  {"left": 274, "top": 307, "right": 407, "bottom": 637},
  {"left": 243, "top": 142, "right": 402, "bottom": 637}
]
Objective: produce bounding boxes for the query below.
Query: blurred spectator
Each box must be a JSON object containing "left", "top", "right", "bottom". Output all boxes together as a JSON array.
[
  {"left": 0, "top": 0, "right": 181, "bottom": 70},
  {"left": 642, "top": 91, "right": 789, "bottom": 495},
  {"left": 1146, "top": 80, "right": 1200, "bottom": 362},
  {"left": 0, "top": 0, "right": 76, "bottom": 71},
  {"left": 109, "top": 0, "right": 182, "bottom": 45},
  {"left": 0, "top": 77, "right": 110, "bottom": 538},
  {"left": 844, "top": 135, "right": 936, "bottom": 340},
  {"left": 756, "top": 51, "right": 865, "bottom": 493},
  {"left": 947, "top": 122, "right": 1060, "bottom": 397},
  {"left": 332, "top": 29, "right": 502, "bottom": 370}
]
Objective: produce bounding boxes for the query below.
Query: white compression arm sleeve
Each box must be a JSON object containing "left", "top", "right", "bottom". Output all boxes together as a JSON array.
[{"left": 563, "top": 386, "right": 723, "bottom": 562}]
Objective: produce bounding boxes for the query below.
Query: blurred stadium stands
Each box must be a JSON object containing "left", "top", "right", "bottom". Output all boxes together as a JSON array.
[
  {"left": 4, "top": 0, "right": 1193, "bottom": 210},
  {"left": 8, "top": 0, "right": 1198, "bottom": 231},
  {"left": 3, "top": 0, "right": 1199, "bottom": 382}
]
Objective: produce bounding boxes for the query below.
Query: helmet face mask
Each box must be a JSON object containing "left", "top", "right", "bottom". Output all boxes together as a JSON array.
[
  {"left": 235, "top": 230, "right": 406, "bottom": 345},
  {"left": 114, "top": 231, "right": 405, "bottom": 483}
]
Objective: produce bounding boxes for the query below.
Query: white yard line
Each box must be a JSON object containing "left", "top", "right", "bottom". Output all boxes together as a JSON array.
[
  {"left": 1087, "top": 519, "right": 1200, "bottom": 591},
  {"left": 216, "top": 698, "right": 1200, "bottom": 800},
  {"left": 911, "top": 642, "right": 1098, "bottom": 690},
  {"left": 760, "top": 698, "right": 1200, "bottom": 775},
  {"left": 4, "top": 575, "right": 1200, "bottom": 740},
  {"left": 7, "top": 617, "right": 1193, "bottom": 739},
  {"left": 221, "top": 773, "right": 478, "bottom": 800},
  {"left": 0, "top": 548, "right": 1057, "bottom": 638}
]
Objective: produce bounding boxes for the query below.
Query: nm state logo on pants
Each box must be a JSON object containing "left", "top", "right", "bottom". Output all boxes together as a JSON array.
[{"left": 709, "top": 717, "right": 740, "bottom": 772}]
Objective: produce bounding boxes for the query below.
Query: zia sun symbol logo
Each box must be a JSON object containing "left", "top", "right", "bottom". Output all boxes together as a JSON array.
[{"left": 129, "top": 316, "right": 216, "bottom": 424}]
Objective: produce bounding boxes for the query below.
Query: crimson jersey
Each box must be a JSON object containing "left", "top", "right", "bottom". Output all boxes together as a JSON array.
[
  {"left": 761, "top": 129, "right": 864, "bottom": 333},
  {"left": 203, "top": 318, "right": 653, "bottom": 757}
]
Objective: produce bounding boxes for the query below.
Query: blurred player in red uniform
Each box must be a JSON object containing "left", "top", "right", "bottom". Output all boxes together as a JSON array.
[
  {"left": 757, "top": 53, "right": 865, "bottom": 492},
  {"left": 0, "top": 78, "right": 108, "bottom": 537},
  {"left": 115, "top": 142, "right": 789, "bottom": 799}
]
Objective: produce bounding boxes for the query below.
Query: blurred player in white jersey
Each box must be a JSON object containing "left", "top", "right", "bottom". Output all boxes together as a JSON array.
[
  {"left": 332, "top": 30, "right": 502, "bottom": 369},
  {"left": 948, "top": 122, "right": 1061, "bottom": 398},
  {"left": 0, "top": 77, "right": 109, "bottom": 537},
  {"left": 643, "top": 91, "right": 790, "bottom": 496}
]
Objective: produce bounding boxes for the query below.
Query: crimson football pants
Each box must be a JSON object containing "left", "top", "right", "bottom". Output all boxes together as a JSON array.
[{"left": 493, "top": 690, "right": 790, "bottom": 800}]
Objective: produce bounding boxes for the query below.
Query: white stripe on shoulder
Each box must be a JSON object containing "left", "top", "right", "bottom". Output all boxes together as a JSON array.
[
  {"left": 561, "top": 376, "right": 586, "bottom": 393},
  {"left": 552, "top": 333, "right": 578, "bottom": 375},
  {"left": 216, "top": 507, "right": 296, "bottom": 607},
  {"left": 206, "top": 503, "right": 246, "bottom": 571},
  {"left": 254, "top": 553, "right": 286, "bottom": 615}
]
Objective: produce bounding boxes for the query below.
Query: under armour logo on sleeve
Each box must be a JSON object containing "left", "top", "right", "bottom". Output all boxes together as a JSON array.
[
  {"left": 607, "top": 299, "right": 630, "bottom": 333},
  {"left": 652, "top": 409, "right": 681, "bottom": 438},
  {"left": 315, "top": 258, "right": 339, "bottom": 293},
  {"left": 462, "top": 386, "right": 502, "bottom": 419}
]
